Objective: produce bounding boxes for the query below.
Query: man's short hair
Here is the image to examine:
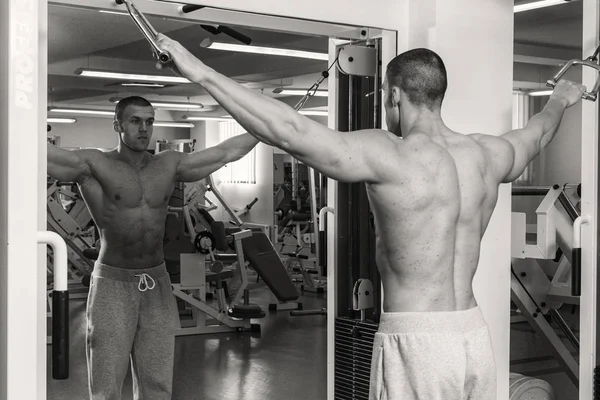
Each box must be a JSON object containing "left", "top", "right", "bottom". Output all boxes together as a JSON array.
[
  {"left": 114, "top": 96, "right": 153, "bottom": 123},
  {"left": 386, "top": 48, "right": 447, "bottom": 109}
]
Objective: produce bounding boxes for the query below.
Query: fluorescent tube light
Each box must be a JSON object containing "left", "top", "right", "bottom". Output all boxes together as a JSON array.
[
  {"left": 47, "top": 118, "right": 77, "bottom": 124},
  {"left": 299, "top": 110, "right": 328, "bottom": 116},
  {"left": 528, "top": 90, "right": 553, "bottom": 96},
  {"left": 121, "top": 82, "right": 166, "bottom": 88},
  {"left": 514, "top": 0, "right": 569, "bottom": 13},
  {"left": 182, "top": 116, "right": 233, "bottom": 121},
  {"left": 200, "top": 39, "right": 328, "bottom": 61},
  {"left": 109, "top": 97, "right": 204, "bottom": 110},
  {"left": 49, "top": 108, "right": 114, "bottom": 116},
  {"left": 153, "top": 122, "right": 195, "bottom": 128},
  {"left": 274, "top": 89, "right": 328, "bottom": 97},
  {"left": 99, "top": 10, "right": 129, "bottom": 16},
  {"left": 75, "top": 68, "right": 191, "bottom": 84}
]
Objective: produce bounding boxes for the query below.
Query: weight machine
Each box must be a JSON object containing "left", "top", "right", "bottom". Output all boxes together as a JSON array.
[
  {"left": 511, "top": 184, "right": 582, "bottom": 386},
  {"left": 156, "top": 139, "right": 268, "bottom": 335}
]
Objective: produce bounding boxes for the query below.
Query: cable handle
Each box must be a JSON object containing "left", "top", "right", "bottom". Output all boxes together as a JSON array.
[{"left": 546, "top": 59, "right": 600, "bottom": 101}]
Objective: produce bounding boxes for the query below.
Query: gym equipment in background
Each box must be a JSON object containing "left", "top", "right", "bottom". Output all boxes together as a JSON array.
[
  {"left": 546, "top": 43, "right": 600, "bottom": 101},
  {"left": 511, "top": 184, "right": 582, "bottom": 386},
  {"left": 39, "top": 230, "right": 70, "bottom": 380}
]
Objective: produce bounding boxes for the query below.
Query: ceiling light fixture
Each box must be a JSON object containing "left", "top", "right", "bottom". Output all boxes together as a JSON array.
[
  {"left": 200, "top": 39, "right": 328, "bottom": 61},
  {"left": 98, "top": 10, "right": 129, "bottom": 16},
  {"left": 153, "top": 122, "right": 195, "bottom": 128},
  {"left": 47, "top": 118, "right": 77, "bottom": 124},
  {"left": 121, "top": 82, "right": 166, "bottom": 88},
  {"left": 182, "top": 116, "right": 233, "bottom": 121},
  {"left": 75, "top": 68, "right": 190, "bottom": 84},
  {"left": 299, "top": 110, "right": 328, "bottom": 116},
  {"left": 49, "top": 107, "right": 114, "bottom": 116},
  {"left": 528, "top": 90, "right": 553, "bottom": 96},
  {"left": 109, "top": 97, "right": 204, "bottom": 110},
  {"left": 514, "top": 0, "right": 569, "bottom": 13},
  {"left": 273, "top": 89, "right": 328, "bottom": 97}
]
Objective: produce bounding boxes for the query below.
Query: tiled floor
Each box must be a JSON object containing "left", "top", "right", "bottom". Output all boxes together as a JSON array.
[
  {"left": 47, "top": 280, "right": 328, "bottom": 400},
  {"left": 509, "top": 311, "right": 579, "bottom": 400}
]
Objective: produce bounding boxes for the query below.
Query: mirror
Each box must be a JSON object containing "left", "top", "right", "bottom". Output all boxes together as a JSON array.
[
  {"left": 511, "top": 1, "right": 583, "bottom": 398},
  {"left": 45, "top": 2, "right": 374, "bottom": 399}
]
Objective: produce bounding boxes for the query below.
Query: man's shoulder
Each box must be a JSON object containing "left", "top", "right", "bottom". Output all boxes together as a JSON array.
[
  {"left": 75, "top": 147, "right": 111, "bottom": 162},
  {"left": 153, "top": 149, "right": 184, "bottom": 166},
  {"left": 468, "top": 133, "right": 513, "bottom": 155}
]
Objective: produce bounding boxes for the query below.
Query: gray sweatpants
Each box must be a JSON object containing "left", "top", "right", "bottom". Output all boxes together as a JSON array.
[
  {"left": 86, "top": 262, "right": 179, "bottom": 400},
  {"left": 369, "top": 306, "right": 496, "bottom": 400}
]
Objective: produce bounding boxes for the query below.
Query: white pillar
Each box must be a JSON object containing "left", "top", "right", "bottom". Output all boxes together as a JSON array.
[
  {"left": 579, "top": 1, "right": 599, "bottom": 398},
  {"left": 404, "top": 1, "right": 514, "bottom": 398},
  {"left": 0, "top": 0, "right": 46, "bottom": 398}
]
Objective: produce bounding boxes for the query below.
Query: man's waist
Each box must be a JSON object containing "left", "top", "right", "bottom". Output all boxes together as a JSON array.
[{"left": 93, "top": 260, "right": 168, "bottom": 280}]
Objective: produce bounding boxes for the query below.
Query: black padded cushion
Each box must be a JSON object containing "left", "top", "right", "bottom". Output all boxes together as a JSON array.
[
  {"left": 211, "top": 221, "right": 229, "bottom": 251},
  {"left": 242, "top": 233, "right": 300, "bottom": 302},
  {"left": 82, "top": 248, "right": 99, "bottom": 260},
  {"left": 289, "top": 213, "right": 311, "bottom": 222},
  {"left": 197, "top": 208, "right": 215, "bottom": 225}
]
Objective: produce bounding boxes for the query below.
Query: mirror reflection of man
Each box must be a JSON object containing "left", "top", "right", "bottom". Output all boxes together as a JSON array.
[{"left": 47, "top": 95, "right": 259, "bottom": 399}]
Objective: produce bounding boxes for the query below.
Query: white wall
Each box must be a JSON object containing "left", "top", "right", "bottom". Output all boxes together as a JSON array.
[
  {"left": 406, "top": 1, "right": 513, "bottom": 398},
  {"left": 47, "top": 115, "right": 191, "bottom": 150},
  {"left": 0, "top": 0, "right": 8, "bottom": 396}
]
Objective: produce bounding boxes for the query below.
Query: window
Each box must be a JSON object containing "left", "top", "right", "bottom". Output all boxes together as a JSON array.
[{"left": 219, "top": 120, "right": 256, "bottom": 184}]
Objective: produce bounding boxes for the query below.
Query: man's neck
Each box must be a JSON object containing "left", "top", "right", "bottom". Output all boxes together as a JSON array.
[
  {"left": 116, "top": 143, "right": 149, "bottom": 167},
  {"left": 401, "top": 107, "right": 447, "bottom": 138}
]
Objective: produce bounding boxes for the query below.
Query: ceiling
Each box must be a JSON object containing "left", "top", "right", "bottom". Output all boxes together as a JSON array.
[
  {"left": 515, "top": 0, "right": 582, "bottom": 53},
  {"left": 513, "top": 0, "right": 586, "bottom": 89},
  {"left": 47, "top": 0, "right": 589, "bottom": 118},
  {"left": 47, "top": 2, "right": 332, "bottom": 120}
]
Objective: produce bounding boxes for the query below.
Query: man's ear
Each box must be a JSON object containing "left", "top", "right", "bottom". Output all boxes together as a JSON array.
[
  {"left": 113, "top": 120, "right": 121, "bottom": 133},
  {"left": 391, "top": 86, "right": 402, "bottom": 108}
]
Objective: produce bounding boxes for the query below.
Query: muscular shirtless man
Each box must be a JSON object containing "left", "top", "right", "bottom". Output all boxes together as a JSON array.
[
  {"left": 47, "top": 96, "right": 259, "bottom": 400},
  {"left": 155, "top": 35, "right": 584, "bottom": 399}
]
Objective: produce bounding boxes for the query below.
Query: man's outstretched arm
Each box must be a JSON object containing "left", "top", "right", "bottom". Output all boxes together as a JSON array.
[
  {"left": 477, "top": 80, "right": 585, "bottom": 183},
  {"left": 174, "top": 133, "right": 260, "bottom": 182},
  {"left": 47, "top": 143, "right": 93, "bottom": 183},
  {"left": 156, "top": 34, "right": 394, "bottom": 184}
]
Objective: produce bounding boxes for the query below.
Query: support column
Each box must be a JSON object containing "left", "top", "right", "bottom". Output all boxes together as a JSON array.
[
  {"left": 580, "top": 1, "right": 599, "bottom": 398},
  {"left": 0, "top": 0, "right": 46, "bottom": 399},
  {"left": 405, "top": 1, "right": 514, "bottom": 398}
]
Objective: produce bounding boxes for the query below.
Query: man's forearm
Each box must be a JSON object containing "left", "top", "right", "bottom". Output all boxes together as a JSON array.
[
  {"left": 220, "top": 133, "right": 260, "bottom": 162},
  {"left": 196, "top": 67, "right": 306, "bottom": 149},
  {"left": 530, "top": 97, "right": 569, "bottom": 149}
]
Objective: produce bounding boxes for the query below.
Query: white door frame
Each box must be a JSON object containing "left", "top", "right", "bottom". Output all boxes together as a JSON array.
[{"left": 579, "top": 1, "right": 599, "bottom": 398}]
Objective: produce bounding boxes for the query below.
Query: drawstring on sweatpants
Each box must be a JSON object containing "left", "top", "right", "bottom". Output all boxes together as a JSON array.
[{"left": 135, "top": 273, "right": 156, "bottom": 292}]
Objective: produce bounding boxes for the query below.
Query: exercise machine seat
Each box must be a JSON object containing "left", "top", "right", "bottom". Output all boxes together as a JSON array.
[{"left": 242, "top": 233, "right": 300, "bottom": 302}]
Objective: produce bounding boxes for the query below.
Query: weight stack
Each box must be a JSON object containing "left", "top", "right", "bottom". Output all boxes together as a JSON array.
[{"left": 335, "top": 317, "right": 378, "bottom": 400}]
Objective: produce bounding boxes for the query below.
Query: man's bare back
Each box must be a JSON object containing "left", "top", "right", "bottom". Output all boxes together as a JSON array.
[
  {"left": 367, "top": 130, "right": 507, "bottom": 313},
  {"left": 74, "top": 149, "right": 179, "bottom": 269}
]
